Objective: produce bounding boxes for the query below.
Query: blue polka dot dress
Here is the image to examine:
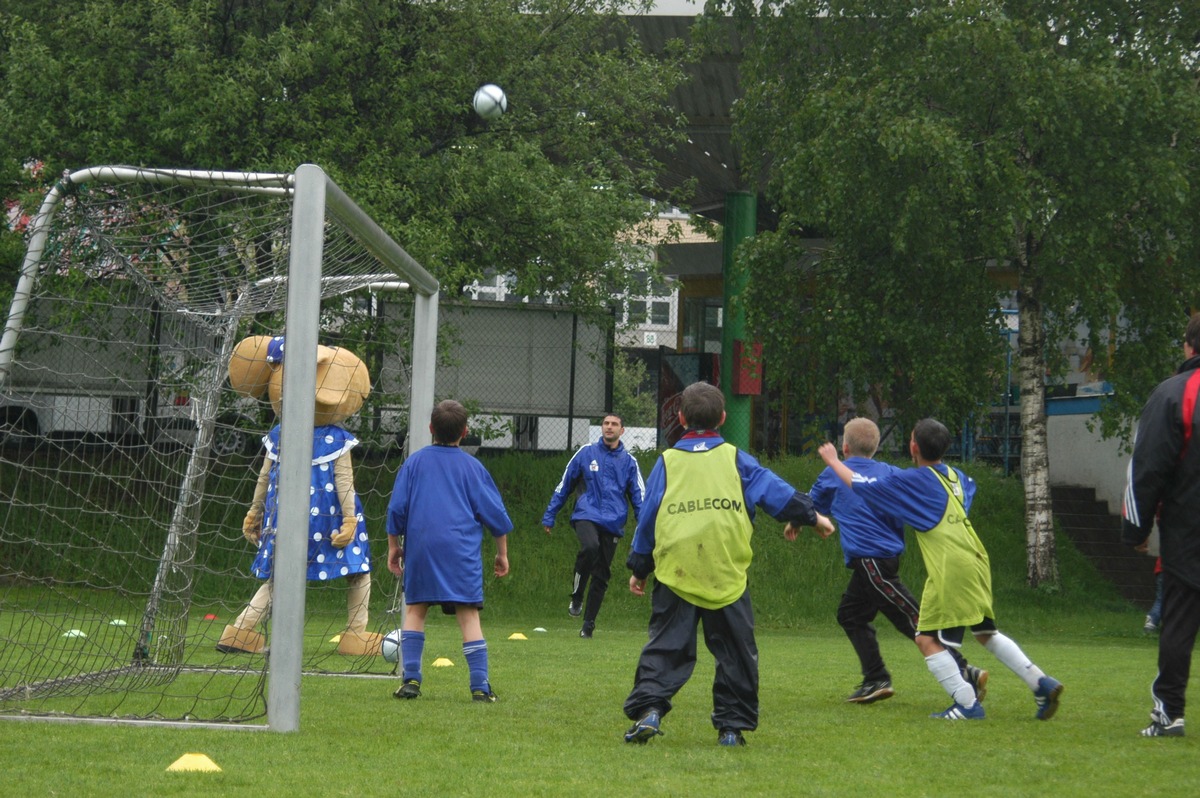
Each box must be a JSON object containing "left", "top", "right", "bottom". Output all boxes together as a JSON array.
[{"left": 249, "top": 424, "right": 372, "bottom": 582}]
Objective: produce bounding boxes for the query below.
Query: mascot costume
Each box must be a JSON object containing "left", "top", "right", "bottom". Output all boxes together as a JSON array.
[{"left": 216, "top": 334, "right": 382, "bottom": 657}]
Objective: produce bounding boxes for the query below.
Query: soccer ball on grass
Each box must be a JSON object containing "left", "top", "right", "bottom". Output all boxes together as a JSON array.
[{"left": 380, "top": 629, "right": 402, "bottom": 663}]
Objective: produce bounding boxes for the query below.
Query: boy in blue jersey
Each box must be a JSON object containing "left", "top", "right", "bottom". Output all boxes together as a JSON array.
[
  {"left": 817, "top": 418, "right": 1063, "bottom": 721},
  {"left": 807, "top": 418, "right": 987, "bottom": 705},
  {"left": 386, "top": 399, "right": 513, "bottom": 702},
  {"left": 622, "top": 382, "right": 834, "bottom": 747},
  {"left": 542, "top": 413, "right": 645, "bottom": 638}
]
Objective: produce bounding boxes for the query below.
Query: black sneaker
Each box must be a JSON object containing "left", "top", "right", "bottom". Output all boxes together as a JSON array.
[
  {"left": 846, "top": 678, "right": 894, "bottom": 704},
  {"left": 964, "top": 665, "right": 989, "bottom": 702},
  {"left": 580, "top": 621, "right": 595, "bottom": 638},
  {"left": 393, "top": 679, "right": 421, "bottom": 699},
  {"left": 568, "top": 599, "right": 583, "bottom": 617},
  {"left": 1141, "top": 716, "right": 1184, "bottom": 737},
  {"left": 717, "top": 729, "right": 746, "bottom": 747},
  {"left": 471, "top": 688, "right": 498, "bottom": 703}
]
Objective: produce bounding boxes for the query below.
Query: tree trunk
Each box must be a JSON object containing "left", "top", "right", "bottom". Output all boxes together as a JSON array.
[{"left": 1016, "top": 279, "right": 1060, "bottom": 588}]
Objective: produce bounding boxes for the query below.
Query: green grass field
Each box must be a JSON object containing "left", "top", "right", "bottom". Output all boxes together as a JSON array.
[
  {"left": 0, "top": 620, "right": 1188, "bottom": 797},
  {"left": 2, "top": 452, "right": 1194, "bottom": 796}
]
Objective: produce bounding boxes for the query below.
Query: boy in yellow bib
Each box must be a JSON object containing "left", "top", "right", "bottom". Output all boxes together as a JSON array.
[
  {"left": 622, "top": 382, "right": 834, "bottom": 746},
  {"left": 818, "top": 418, "right": 1064, "bottom": 721}
]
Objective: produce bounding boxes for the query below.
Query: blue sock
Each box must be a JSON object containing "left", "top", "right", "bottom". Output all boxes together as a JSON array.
[
  {"left": 401, "top": 631, "right": 425, "bottom": 683},
  {"left": 463, "top": 639, "right": 489, "bottom": 692}
]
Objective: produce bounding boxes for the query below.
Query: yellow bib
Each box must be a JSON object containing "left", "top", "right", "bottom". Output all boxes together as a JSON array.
[
  {"left": 654, "top": 445, "right": 754, "bottom": 609},
  {"left": 914, "top": 468, "right": 994, "bottom": 629}
]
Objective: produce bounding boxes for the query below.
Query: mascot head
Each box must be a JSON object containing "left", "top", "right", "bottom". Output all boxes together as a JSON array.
[{"left": 228, "top": 335, "right": 370, "bottom": 427}]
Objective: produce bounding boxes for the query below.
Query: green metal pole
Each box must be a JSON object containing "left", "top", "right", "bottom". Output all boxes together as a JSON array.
[{"left": 720, "top": 191, "right": 755, "bottom": 449}]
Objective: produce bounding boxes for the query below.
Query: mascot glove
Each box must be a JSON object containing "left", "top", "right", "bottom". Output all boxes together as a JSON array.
[
  {"left": 330, "top": 519, "right": 357, "bottom": 549},
  {"left": 242, "top": 511, "right": 262, "bottom": 544}
]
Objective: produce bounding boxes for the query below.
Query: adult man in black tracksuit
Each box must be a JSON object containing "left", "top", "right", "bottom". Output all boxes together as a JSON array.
[
  {"left": 543, "top": 414, "right": 645, "bottom": 638},
  {"left": 1122, "top": 313, "right": 1200, "bottom": 738}
]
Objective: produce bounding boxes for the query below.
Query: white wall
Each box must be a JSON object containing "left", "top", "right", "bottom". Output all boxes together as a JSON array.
[
  {"left": 588, "top": 425, "right": 658, "bottom": 452},
  {"left": 1047, "top": 408, "right": 1130, "bottom": 514}
]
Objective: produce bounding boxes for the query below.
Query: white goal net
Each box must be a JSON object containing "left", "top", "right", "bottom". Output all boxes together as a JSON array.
[{"left": 0, "top": 164, "right": 438, "bottom": 729}]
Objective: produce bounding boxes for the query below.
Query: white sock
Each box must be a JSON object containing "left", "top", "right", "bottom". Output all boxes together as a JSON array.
[
  {"left": 926, "top": 650, "right": 977, "bottom": 707},
  {"left": 982, "top": 632, "right": 1045, "bottom": 690}
]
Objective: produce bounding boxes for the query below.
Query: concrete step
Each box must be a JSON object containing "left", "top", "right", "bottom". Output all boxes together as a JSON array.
[
  {"left": 1054, "top": 513, "right": 1122, "bottom": 538},
  {"left": 1050, "top": 485, "right": 1102, "bottom": 502},
  {"left": 1053, "top": 499, "right": 1120, "bottom": 518},
  {"left": 1051, "top": 484, "right": 1155, "bottom": 608}
]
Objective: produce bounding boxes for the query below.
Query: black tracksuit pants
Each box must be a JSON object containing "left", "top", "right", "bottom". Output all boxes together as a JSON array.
[
  {"left": 571, "top": 520, "right": 619, "bottom": 625},
  {"left": 839, "top": 555, "right": 969, "bottom": 680},
  {"left": 623, "top": 581, "right": 758, "bottom": 733},
  {"left": 1152, "top": 571, "right": 1200, "bottom": 721}
]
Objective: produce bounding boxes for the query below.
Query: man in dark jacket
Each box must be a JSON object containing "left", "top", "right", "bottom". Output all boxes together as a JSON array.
[
  {"left": 543, "top": 414, "right": 645, "bottom": 638},
  {"left": 1122, "top": 313, "right": 1200, "bottom": 738}
]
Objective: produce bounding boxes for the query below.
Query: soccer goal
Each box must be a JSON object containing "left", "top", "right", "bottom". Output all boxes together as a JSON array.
[{"left": 0, "top": 164, "right": 438, "bottom": 731}]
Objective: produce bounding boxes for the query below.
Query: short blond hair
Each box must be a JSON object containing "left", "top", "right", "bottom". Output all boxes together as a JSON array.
[{"left": 843, "top": 418, "right": 880, "bottom": 458}]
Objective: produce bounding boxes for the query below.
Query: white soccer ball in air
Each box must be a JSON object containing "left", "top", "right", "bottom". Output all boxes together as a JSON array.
[
  {"left": 380, "top": 629, "right": 402, "bottom": 663},
  {"left": 473, "top": 84, "right": 507, "bottom": 120}
]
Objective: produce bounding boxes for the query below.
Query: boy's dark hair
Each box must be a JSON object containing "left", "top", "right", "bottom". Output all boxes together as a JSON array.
[
  {"left": 679, "top": 382, "right": 725, "bottom": 430},
  {"left": 1186, "top": 313, "right": 1200, "bottom": 353},
  {"left": 431, "top": 399, "right": 468, "bottom": 444},
  {"left": 912, "top": 418, "right": 952, "bottom": 462}
]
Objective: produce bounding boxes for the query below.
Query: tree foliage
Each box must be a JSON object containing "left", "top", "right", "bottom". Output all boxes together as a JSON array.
[
  {"left": 708, "top": 0, "right": 1200, "bottom": 586},
  {"left": 0, "top": 0, "right": 689, "bottom": 317},
  {"left": 713, "top": 0, "right": 1200, "bottom": 433},
  {"left": 612, "top": 349, "right": 656, "bottom": 427}
]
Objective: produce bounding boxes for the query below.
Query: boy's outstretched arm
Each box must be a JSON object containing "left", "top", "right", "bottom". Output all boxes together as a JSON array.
[
  {"left": 779, "top": 444, "right": 851, "bottom": 541},
  {"left": 785, "top": 513, "right": 835, "bottom": 541},
  {"left": 818, "top": 442, "right": 856, "bottom": 488}
]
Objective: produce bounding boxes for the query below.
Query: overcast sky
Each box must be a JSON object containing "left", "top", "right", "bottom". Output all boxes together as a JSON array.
[{"left": 639, "top": 0, "right": 704, "bottom": 15}]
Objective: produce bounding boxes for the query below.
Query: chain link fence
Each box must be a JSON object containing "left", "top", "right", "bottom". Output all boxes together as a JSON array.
[{"left": 435, "top": 300, "right": 613, "bottom": 453}]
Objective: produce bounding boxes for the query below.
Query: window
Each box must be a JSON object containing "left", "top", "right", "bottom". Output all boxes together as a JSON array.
[
  {"left": 650, "top": 301, "right": 670, "bottom": 326},
  {"left": 627, "top": 299, "right": 648, "bottom": 323}
]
